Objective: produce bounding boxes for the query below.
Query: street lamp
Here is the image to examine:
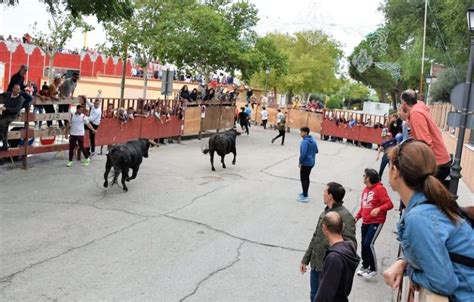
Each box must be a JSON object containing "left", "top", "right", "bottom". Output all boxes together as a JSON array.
[
  {"left": 425, "top": 74, "right": 433, "bottom": 104},
  {"left": 449, "top": 5, "right": 474, "bottom": 196}
]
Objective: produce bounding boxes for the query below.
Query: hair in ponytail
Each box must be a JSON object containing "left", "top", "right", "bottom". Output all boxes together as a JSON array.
[{"left": 388, "top": 141, "right": 460, "bottom": 223}]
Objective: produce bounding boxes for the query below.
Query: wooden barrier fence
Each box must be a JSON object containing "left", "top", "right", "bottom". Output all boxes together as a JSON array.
[{"left": 0, "top": 96, "right": 235, "bottom": 168}]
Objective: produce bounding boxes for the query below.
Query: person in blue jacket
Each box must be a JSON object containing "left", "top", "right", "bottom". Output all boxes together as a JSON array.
[
  {"left": 383, "top": 140, "right": 474, "bottom": 302},
  {"left": 298, "top": 127, "right": 318, "bottom": 203}
]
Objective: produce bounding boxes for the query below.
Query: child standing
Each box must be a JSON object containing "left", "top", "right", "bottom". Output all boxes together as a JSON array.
[
  {"left": 65, "top": 104, "right": 96, "bottom": 167},
  {"left": 355, "top": 168, "right": 393, "bottom": 279}
]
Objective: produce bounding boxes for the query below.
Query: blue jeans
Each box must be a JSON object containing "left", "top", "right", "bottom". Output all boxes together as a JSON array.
[
  {"left": 378, "top": 153, "right": 389, "bottom": 178},
  {"left": 310, "top": 269, "right": 320, "bottom": 302},
  {"left": 361, "top": 223, "right": 383, "bottom": 271}
]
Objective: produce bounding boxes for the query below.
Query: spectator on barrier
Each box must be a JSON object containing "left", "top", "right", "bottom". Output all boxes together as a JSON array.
[
  {"left": 315, "top": 212, "right": 360, "bottom": 302},
  {"left": 0, "top": 84, "right": 25, "bottom": 151},
  {"left": 300, "top": 182, "right": 357, "bottom": 302},
  {"left": 7, "top": 65, "right": 33, "bottom": 109},
  {"left": 65, "top": 104, "right": 95, "bottom": 167},
  {"left": 400, "top": 89, "right": 451, "bottom": 184},
  {"left": 190, "top": 88, "right": 198, "bottom": 102},
  {"left": 383, "top": 140, "right": 474, "bottom": 301},
  {"left": 116, "top": 108, "right": 129, "bottom": 125},
  {"left": 84, "top": 97, "right": 102, "bottom": 156},
  {"left": 58, "top": 72, "right": 80, "bottom": 128},
  {"left": 180, "top": 85, "right": 191, "bottom": 102},
  {"left": 203, "top": 88, "right": 215, "bottom": 101},
  {"left": 44, "top": 75, "right": 62, "bottom": 127},
  {"left": 246, "top": 88, "right": 253, "bottom": 103}
]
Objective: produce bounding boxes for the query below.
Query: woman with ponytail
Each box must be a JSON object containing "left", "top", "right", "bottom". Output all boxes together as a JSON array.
[{"left": 382, "top": 139, "right": 474, "bottom": 301}]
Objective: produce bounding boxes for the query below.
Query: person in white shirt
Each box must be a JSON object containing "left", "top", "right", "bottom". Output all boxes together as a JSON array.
[
  {"left": 65, "top": 104, "right": 96, "bottom": 167},
  {"left": 85, "top": 97, "right": 102, "bottom": 155},
  {"left": 260, "top": 106, "right": 269, "bottom": 129}
]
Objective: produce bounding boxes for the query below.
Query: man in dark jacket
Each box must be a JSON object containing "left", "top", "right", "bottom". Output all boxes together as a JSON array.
[
  {"left": 300, "top": 182, "right": 357, "bottom": 302},
  {"left": 315, "top": 212, "right": 360, "bottom": 302},
  {"left": 7, "top": 64, "right": 32, "bottom": 108},
  {"left": 297, "top": 127, "right": 318, "bottom": 203},
  {"left": 0, "top": 84, "right": 25, "bottom": 150}
]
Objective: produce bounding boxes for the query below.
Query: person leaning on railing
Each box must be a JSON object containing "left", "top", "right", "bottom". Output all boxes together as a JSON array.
[{"left": 382, "top": 140, "right": 474, "bottom": 302}]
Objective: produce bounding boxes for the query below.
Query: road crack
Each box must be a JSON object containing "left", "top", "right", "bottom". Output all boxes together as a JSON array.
[
  {"left": 179, "top": 241, "right": 245, "bottom": 302},
  {"left": 163, "top": 214, "right": 304, "bottom": 253},
  {"left": 0, "top": 217, "right": 150, "bottom": 284}
]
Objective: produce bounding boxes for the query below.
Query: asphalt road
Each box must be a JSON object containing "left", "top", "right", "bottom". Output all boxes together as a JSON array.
[{"left": 0, "top": 126, "right": 471, "bottom": 302}]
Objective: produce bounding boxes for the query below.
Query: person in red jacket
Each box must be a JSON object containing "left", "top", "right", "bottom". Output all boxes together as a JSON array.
[{"left": 355, "top": 168, "right": 393, "bottom": 279}]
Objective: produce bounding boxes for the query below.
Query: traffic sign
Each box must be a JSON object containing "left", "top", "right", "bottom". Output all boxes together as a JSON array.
[
  {"left": 450, "top": 83, "right": 474, "bottom": 111},
  {"left": 447, "top": 112, "right": 474, "bottom": 129},
  {"left": 161, "top": 69, "right": 174, "bottom": 96}
]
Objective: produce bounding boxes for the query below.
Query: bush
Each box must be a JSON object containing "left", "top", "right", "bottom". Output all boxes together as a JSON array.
[{"left": 326, "top": 98, "right": 343, "bottom": 109}]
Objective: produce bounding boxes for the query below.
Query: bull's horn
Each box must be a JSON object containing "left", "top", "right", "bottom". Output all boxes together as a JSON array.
[{"left": 148, "top": 139, "right": 160, "bottom": 147}]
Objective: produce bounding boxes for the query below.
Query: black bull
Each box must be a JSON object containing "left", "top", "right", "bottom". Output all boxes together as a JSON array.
[
  {"left": 103, "top": 139, "right": 157, "bottom": 191},
  {"left": 202, "top": 129, "right": 240, "bottom": 171}
]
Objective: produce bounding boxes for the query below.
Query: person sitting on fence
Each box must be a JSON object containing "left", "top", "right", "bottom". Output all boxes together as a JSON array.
[
  {"left": 0, "top": 84, "right": 25, "bottom": 151},
  {"left": 65, "top": 104, "right": 95, "bottom": 167},
  {"left": 116, "top": 108, "right": 129, "bottom": 125},
  {"left": 35, "top": 84, "right": 51, "bottom": 129},
  {"left": 203, "top": 88, "right": 215, "bottom": 101},
  {"left": 7, "top": 65, "right": 33, "bottom": 109},
  {"left": 180, "top": 85, "right": 191, "bottom": 102},
  {"left": 190, "top": 88, "right": 198, "bottom": 102}
]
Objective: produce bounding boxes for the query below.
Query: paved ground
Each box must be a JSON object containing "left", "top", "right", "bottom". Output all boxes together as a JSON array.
[{"left": 0, "top": 126, "right": 472, "bottom": 302}]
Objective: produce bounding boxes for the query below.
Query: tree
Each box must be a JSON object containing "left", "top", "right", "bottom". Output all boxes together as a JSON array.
[
  {"left": 165, "top": 0, "right": 259, "bottom": 83},
  {"left": 32, "top": 2, "right": 92, "bottom": 80},
  {"left": 429, "top": 66, "right": 465, "bottom": 102},
  {"left": 4, "top": 0, "right": 133, "bottom": 21},
  {"left": 251, "top": 31, "right": 343, "bottom": 100}
]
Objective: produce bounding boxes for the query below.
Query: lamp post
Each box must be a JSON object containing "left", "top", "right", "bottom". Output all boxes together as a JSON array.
[
  {"left": 425, "top": 74, "right": 432, "bottom": 104},
  {"left": 265, "top": 67, "right": 270, "bottom": 96},
  {"left": 449, "top": 5, "right": 474, "bottom": 196}
]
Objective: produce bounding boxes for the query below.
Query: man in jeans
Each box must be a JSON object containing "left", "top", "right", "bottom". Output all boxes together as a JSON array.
[
  {"left": 271, "top": 109, "right": 286, "bottom": 145},
  {"left": 297, "top": 127, "right": 318, "bottom": 203},
  {"left": 300, "top": 182, "right": 357, "bottom": 302}
]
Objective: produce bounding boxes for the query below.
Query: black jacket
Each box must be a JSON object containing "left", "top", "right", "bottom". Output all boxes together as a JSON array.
[
  {"left": 315, "top": 241, "right": 360, "bottom": 302},
  {"left": 7, "top": 73, "right": 26, "bottom": 92},
  {"left": 1, "top": 93, "right": 25, "bottom": 117},
  {"left": 180, "top": 90, "right": 190, "bottom": 101}
]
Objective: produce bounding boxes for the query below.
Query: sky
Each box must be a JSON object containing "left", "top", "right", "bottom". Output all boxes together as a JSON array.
[{"left": 0, "top": 0, "right": 385, "bottom": 56}]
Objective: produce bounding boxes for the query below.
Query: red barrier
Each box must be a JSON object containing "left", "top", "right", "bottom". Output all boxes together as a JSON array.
[{"left": 321, "top": 120, "right": 383, "bottom": 145}]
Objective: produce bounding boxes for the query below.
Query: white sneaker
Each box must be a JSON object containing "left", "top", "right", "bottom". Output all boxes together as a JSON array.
[
  {"left": 356, "top": 268, "right": 368, "bottom": 276},
  {"left": 362, "top": 270, "right": 377, "bottom": 279}
]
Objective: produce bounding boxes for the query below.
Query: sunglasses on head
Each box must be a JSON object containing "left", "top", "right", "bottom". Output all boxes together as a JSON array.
[{"left": 394, "top": 138, "right": 429, "bottom": 172}]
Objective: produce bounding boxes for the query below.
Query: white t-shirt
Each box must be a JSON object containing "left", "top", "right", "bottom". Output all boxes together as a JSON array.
[
  {"left": 70, "top": 113, "right": 89, "bottom": 136},
  {"left": 277, "top": 112, "right": 284, "bottom": 123},
  {"left": 86, "top": 100, "right": 102, "bottom": 125},
  {"left": 261, "top": 110, "right": 269, "bottom": 120}
]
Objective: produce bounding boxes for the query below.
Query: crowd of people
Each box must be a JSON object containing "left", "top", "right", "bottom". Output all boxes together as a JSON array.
[{"left": 298, "top": 89, "right": 473, "bottom": 302}]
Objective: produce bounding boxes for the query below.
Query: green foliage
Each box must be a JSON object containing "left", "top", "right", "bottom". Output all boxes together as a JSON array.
[
  {"left": 251, "top": 31, "right": 343, "bottom": 95},
  {"left": 429, "top": 65, "right": 465, "bottom": 102},
  {"left": 325, "top": 97, "right": 343, "bottom": 109}
]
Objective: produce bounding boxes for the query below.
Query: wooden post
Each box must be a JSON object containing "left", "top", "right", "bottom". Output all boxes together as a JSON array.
[{"left": 21, "top": 107, "right": 30, "bottom": 169}]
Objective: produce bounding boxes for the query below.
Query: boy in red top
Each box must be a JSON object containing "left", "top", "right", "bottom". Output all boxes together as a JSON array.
[{"left": 355, "top": 168, "right": 393, "bottom": 279}]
